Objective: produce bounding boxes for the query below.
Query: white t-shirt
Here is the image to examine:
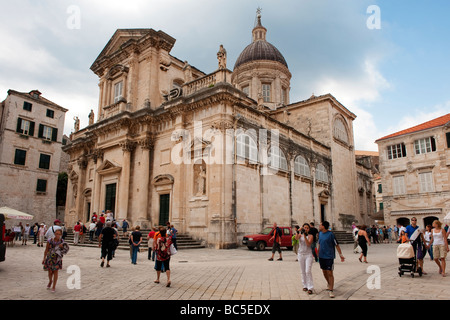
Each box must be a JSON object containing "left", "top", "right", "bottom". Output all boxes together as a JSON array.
[{"left": 45, "top": 225, "right": 62, "bottom": 239}]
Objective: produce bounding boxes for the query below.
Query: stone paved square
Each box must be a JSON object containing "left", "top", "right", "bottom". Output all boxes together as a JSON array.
[{"left": 0, "top": 242, "right": 448, "bottom": 301}]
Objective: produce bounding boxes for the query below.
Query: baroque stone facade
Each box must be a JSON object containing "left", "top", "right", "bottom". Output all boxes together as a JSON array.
[{"left": 64, "top": 14, "right": 370, "bottom": 248}]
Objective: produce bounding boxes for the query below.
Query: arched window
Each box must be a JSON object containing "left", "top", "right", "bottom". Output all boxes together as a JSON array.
[
  {"left": 315, "top": 163, "right": 328, "bottom": 183},
  {"left": 268, "top": 146, "right": 288, "bottom": 171},
  {"left": 333, "top": 118, "right": 349, "bottom": 144},
  {"left": 236, "top": 133, "right": 258, "bottom": 163},
  {"left": 294, "top": 156, "right": 310, "bottom": 177}
]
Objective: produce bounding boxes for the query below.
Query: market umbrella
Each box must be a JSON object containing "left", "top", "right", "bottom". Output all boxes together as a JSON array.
[
  {"left": 0, "top": 207, "right": 34, "bottom": 220},
  {"left": 443, "top": 212, "right": 450, "bottom": 224}
]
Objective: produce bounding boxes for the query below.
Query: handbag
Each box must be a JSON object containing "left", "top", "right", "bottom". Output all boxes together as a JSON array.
[{"left": 170, "top": 243, "right": 177, "bottom": 255}]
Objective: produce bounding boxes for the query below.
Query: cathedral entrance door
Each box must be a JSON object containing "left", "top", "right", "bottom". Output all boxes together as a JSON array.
[{"left": 159, "top": 194, "right": 170, "bottom": 226}]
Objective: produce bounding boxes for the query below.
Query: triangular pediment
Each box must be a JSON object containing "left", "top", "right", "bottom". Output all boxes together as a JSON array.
[
  {"left": 97, "top": 160, "right": 122, "bottom": 175},
  {"left": 90, "top": 28, "right": 176, "bottom": 75}
]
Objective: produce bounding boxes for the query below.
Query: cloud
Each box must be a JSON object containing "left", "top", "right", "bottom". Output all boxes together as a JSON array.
[{"left": 0, "top": 0, "right": 397, "bottom": 148}]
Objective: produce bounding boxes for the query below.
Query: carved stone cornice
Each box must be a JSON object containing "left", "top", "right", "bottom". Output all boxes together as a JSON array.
[
  {"left": 211, "top": 119, "right": 234, "bottom": 131},
  {"left": 77, "top": 155, "right": 88, "bottom": 170},
  {"left": 119, "top": 139, "right": 136, "bottom": 152},
  {"left": 91, "top": 149, "right": 104, "bottom": 162},
  {"left": 138, "top": 136, "right": 154, "bottom": 150}
]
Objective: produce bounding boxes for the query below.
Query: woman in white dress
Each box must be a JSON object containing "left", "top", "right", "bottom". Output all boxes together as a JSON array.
[{"left": 295, "top": 223, "right": 315, "bottom": 294}]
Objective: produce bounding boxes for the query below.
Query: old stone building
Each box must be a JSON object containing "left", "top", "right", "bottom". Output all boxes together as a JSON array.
[
  {"left": 0, "top": 89, "right": 67, "bottom": 224},
  {"left": 376, "top": 113, "right": 450, "bottom": 228},
  {"left": 64, "top": 13, "right": 369, "bottom": 248}
]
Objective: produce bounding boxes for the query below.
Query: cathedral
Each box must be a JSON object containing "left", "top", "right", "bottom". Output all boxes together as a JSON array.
[{"left": 64, "top": 13, "right": 372, "bottom": 248}]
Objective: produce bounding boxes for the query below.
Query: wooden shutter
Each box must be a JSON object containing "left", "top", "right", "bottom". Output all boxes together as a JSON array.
[
  {"left": 51, "top": 127, "right": 58, "bottom": 142},
  {"left": 29, "top": 121, "right": 35, "bottom": 137},
  {"left": 38, "top": 124, "right": 44, "bottom": 138},
  {"left": 16, "top": 118, "right": 23, "bottom": 133},
  {"left": 446, "top": 132, "right": 450, "bottom": 149}
]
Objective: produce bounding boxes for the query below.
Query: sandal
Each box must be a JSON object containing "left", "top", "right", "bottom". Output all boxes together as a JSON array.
[
  {"left": 307, "top": 290, "right": 313, "bottom": 295},
  {"left": 166, "top": 281, "right": 171, "bottom": 287},
  {"left": 303, "top": 288, "right": 308, "bottom": 292},
  {"left": 154, "top": 280, "right": 160, "bottom": 283}
]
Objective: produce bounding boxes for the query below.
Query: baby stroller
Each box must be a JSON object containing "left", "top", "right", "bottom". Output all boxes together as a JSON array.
[{"left": 397, "top": 240, "right": 422, "bottom": 278}]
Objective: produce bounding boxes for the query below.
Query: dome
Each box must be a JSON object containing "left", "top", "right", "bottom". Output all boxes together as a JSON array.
[{"left": 234, "top": 40, "right": 288, "bottom": 69}]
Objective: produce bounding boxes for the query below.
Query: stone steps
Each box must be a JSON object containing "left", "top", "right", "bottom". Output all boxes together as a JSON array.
[
  {"left": 64, "top": 230, "right": 205, "bottom": 250},
  {"left": 333, "top": 231, "right": 355, "bottom": 244}
]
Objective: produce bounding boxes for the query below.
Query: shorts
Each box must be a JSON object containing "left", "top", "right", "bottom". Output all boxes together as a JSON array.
[
  {"left": 155, "top": 259, "right": 170, "bottom": 271},
  {"left": 272, "top": 242, "right": 281, "bottom": 254},
  {"left": 433, "top": 245, "right": 448, "bottom": 259},
  {"left": 319, "top": 258, "right": 334, "bottom": 271}
]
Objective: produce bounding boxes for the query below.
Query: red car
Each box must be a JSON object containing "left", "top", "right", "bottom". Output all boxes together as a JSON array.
[{"left": 242, "top": 226, "right": 293, "bottom": 251}]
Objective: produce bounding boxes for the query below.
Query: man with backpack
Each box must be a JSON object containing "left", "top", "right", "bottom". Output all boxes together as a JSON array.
[{"left": 268, "top": 222, "right": 283, "bottom": 261}]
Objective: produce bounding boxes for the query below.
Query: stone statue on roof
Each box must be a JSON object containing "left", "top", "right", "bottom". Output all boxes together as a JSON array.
[{"left": 217, "top": 44, "right": 227, "bottom": 70}]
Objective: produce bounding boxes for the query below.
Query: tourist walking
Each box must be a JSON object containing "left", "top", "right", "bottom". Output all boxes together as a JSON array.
[
  {"left": 404, "top": 217, "right": 427, "bottom": 274},
  {"left": 98, "top": 221, "right": 116, "bottom": 268},
  {"left": 154, "top": 229, "right": 172, "bottom": 287},
  {"left": 292, "top": 225, "right": 300, "bottom": 260},
  {"left": 122, "top": 219, "right": 129, "bottom": 236},
  {"left": 95, "top": 219, "right": 104, "bottom": 240},
  {"left": 357, "top": 225, "right": 371, "bottom": 263},
  {"left": 38, "top": 223, "right": 46, "bottom": 247},
  {"left": 170, "top": 224, "right": 178, "bottom": 250},
  {"left": 45, "top": 220, "right": 62, "bottom": 240},
  {"left": 317, "top": 221, "right": 345, "bottom": 298},
  {"left": 309, "top": 222, "right": 319, "bottom": 262},
  {"left": 14, "top": 223, "right": 23, "bottom": 244},
  {"left": 73, "top": 221, "right": 81, "bottom": 245},
  {"left": 352, "top": 225, "right": 360, "bottom": 254},
  {"left": 89, "top": 220, "right": 96, "bottom": 242},
  {"left": 429, "top": 220, "right": 449, "bottom": 277},
  {"left": 424, "top": 224, "right": 434, "bottom": 261},
  {"left": 42, "top": 229, "right": 69, "bottom": 292},
  {"left": 130, "top": 225, "right": 142, "bottom": 265},
  {"left": 32, "top": 223, "right": 39, "bottom": 244},
  {"left": 295, "top": 223, "right": 314, "bottom": 294},
  {"left": 147, "top": 227, "right": 156, "bottom": 260},
  {"left": 268, "top": 222, "right": 283, "bottom": 261},
  {"left": 22, "top": 223, "right": 30, "bottom": 245}
]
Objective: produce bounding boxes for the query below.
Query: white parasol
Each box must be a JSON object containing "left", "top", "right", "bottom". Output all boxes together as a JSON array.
[{"left": 0, "top": 206, "right": 34, "bottom": 220}]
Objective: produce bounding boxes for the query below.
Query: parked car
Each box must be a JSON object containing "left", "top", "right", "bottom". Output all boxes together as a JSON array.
[{"left": 242, "top": 226, "right": 293, "bottom": 251}]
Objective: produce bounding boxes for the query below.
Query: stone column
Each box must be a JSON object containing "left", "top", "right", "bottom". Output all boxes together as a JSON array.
[
  {"left": 118, "top": 140, "right": 135, "bottom": 222},
  {"left": 92, "top": 149, "right": 103, "bottom": 215},
  {"left": 76, "top": 156, "right": 88, "bottom": 223},
  {"left": 135, "top": 137, "right": 153, "bottom": 228}
]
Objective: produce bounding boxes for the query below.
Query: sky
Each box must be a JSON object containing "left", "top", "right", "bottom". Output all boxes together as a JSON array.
[{"left": 1, "top": 0, "right": 449, "bottom": 151}]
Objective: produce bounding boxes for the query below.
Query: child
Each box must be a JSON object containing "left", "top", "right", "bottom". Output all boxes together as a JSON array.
[{"left": 42, "top": 229, "right": 69, "bottom": 292}]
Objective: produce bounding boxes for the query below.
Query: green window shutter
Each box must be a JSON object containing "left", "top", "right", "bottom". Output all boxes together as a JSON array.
[
  {"left": 29, "top": 121, "right": 35, "bottom": 137},
  {"left": 16, "top": 118, "right": 23, "bottom": 133},
  {"left": 36, "top": 179, "right": 47, "bottom": 192},
  {"left": 39, "top": 154, "right": 51, "bottom": 170},
  {"left": 51, "top": 127, "right": 58, "bottom": 142},
  {"left": 14, "top": 149, "right": 26, "bottom": 165},
  {"left": 38, "top": 124, "right": 44, "bottom": 138}
]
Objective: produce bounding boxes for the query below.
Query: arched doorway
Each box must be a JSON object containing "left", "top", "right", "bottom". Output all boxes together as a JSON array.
[
  {"left": 424, "top": 216, "right": 439, "bottom": 228},
  {"left": 396, "top": 217, "right": 410, "bottom": 227}
]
